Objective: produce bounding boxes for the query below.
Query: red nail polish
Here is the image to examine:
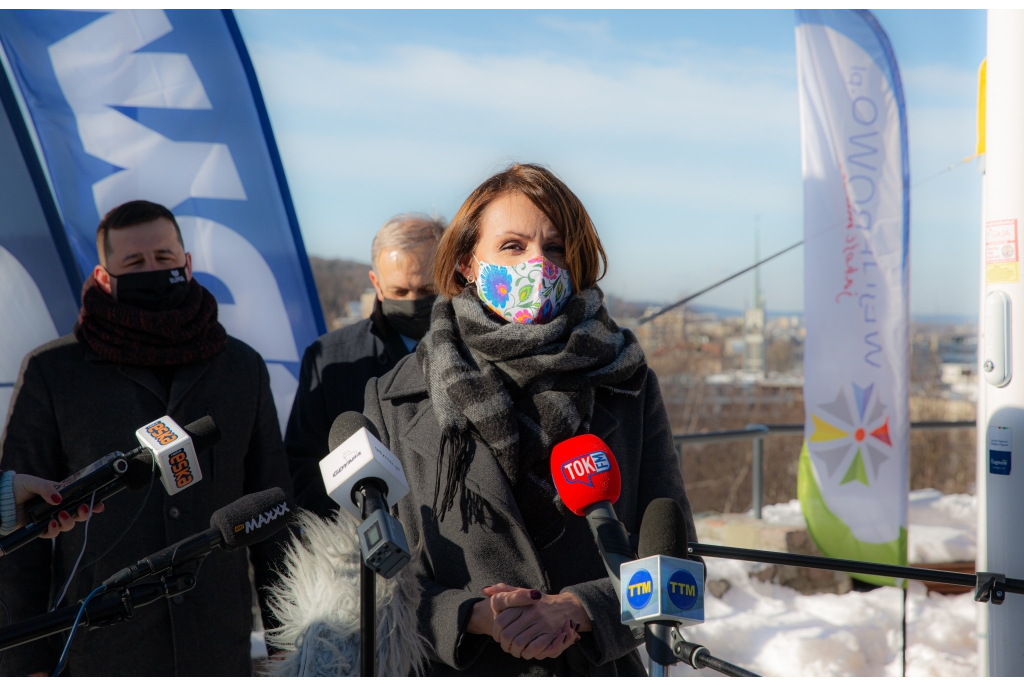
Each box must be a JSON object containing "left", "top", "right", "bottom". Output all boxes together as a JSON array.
[
  {"left": 50, "top": 521, "right": 58, "bottom": 528},
  {"left": 59, "top": 512, "right": 68, "bottom": 521},
  {"left": 482, "top": 586, "right": 492, "bottom": 591},
  {"left": 530, "top": 590, "right": 541, "bottom": 600},
  {"left": 50, "top": 494, "right": 62, "bottom": 504}
]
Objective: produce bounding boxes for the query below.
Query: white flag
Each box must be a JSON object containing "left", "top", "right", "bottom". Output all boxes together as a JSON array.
[{"left": 795, "top": 10, "right": 910, "bottom": 579}]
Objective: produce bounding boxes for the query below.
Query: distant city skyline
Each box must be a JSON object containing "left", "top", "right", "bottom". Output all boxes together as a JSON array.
[{"left": 237, "top": 9, "right": 986, "bottom": 318}]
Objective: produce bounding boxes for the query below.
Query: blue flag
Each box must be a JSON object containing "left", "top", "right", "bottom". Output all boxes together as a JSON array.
[
  {"left": 0, "top": 69, "right": 80, "bottom": 427},
  {"left": 0, "top": 10, "right": 325, "bottom": 428}
]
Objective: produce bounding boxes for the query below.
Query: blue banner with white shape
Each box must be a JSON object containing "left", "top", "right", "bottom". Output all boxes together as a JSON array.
[
  {"left": 0, "top": 67, "right": 80, "bottom": 430},
  {"left": 0, "top": 9, "right": 325, "bottom": 429}
]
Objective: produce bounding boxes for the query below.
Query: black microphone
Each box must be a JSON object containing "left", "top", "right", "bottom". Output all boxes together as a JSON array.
[
  {"left": 638, "top": 498, "right": 691, "bottom": 559},
  {"left": 0, "top": 452, "right": 161, "bottom": 558},
  {"left": 102, "top": 487, "right": 293, "bottom": 588}
]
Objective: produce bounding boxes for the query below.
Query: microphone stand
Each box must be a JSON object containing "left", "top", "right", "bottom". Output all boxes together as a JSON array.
[
  {"left": 360, "top": 553, "right": 375, "bottom": 677},
  {"left": 646, "top": 622, "right": 758, "bottom": 677},
  {"left": 0, "top": 571, "right": 197, "bottom": 653},
  {"left": 353, "top": 478, "right": 388, "bottom": 677}
]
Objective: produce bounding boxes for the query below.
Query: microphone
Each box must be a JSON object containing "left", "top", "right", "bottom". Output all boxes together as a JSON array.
[
  {"left": 320, "top": 412, "right": 410, "bottom": 578},
  {"left": 550, "top": 434, "right": 636, "bottom": 588},
  {"left": 628, "top": 498, "right": 704, "bottom": 626},
  {"left": 622, "top": 498, "right": 704, "bottom": 676},
  {"left": 103, "top": 487, "right": 292, "bottom": 588},
  {"left": 135, "top": 415, "right": 220, "bottom": 495},
  {"left": 0, "top": 417, "right": 219, "bottom": 558},
  {"left": 21, "top": 415, "right": 219, "bottom": 525},
  {"left": 623, "top": 499, "right": 757, "bottom": 677}
]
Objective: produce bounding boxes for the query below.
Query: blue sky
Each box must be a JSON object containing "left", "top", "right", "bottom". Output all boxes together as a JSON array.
[{"left": 235, "top": 9, "right": 986, "bottom": 317}]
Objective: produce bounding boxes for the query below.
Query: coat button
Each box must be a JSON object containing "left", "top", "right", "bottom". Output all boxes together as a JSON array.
[
  {"left": 172, "top": 595, "right": 184, "bottom": 605},
  {"left": 168, "top": 506, "right": 180, "bottom": 520}
]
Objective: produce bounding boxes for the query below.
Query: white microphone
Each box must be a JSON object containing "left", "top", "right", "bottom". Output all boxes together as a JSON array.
[
  {"left": 2, "top": 416, "right": 220, "bottom": 557},
  {"left": 319, "top": 412, "right": 410, "bottom": 578},
  {"left": 135, "top": 415, "right": 219, "bottom": 495}
]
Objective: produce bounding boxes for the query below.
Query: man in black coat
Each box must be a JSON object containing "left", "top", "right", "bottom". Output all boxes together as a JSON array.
[
  {"left": 0, "top": 201, "right": 294, "bottom": 676},
  {"left": 286, "top": 213, "right": 443, "bottom": 517}
]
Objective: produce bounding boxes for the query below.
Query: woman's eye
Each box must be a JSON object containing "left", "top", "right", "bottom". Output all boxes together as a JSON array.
[
  {"left": 545, "top": 244, "right": 566, "bottom": 254},
  {"left": 500, "top": 241, "right": 523, "bottom": 251}
]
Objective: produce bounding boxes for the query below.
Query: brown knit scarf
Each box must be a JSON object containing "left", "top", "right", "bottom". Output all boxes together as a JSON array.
[{"left": 75, "top": 275, "right": 227, "bottom": 366}]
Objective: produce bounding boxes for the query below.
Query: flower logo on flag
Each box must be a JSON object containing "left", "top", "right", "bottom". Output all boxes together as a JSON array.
[{"left": 808, "top": 383, "right": 892, "bottom": 486}]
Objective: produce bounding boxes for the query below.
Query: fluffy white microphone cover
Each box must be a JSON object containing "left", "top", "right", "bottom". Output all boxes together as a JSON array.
[{"left": 265, "top": 510, "right": 429, "bottom": 676}]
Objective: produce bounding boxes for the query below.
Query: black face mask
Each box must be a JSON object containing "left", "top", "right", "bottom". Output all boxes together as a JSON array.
[
  {"left": 113, "top": 266, "right": 190, "bottom": 312},
  {"left": 381, "top": 295, "right": 435, "bottom": 340}
]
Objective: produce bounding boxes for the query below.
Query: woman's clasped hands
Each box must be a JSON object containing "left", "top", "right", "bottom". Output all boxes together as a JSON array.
[{"left": 467, "top": 583, "right": 593, "bottom": 660}]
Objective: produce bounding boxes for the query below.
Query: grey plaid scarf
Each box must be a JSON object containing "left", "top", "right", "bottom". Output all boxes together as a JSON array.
[{"left": 417, "top": 285, "right": 647, "bottom": 547}]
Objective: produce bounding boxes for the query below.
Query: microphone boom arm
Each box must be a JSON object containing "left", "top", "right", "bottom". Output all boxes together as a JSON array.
[
  {"left": 688, "top": 542, "right": 1023, "bottom": 603},
  {"left": 0, "top": 572, "right": 198, "bottom": 653}
]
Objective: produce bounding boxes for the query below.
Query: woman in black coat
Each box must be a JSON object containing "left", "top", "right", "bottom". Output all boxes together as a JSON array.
[{"left": 362, "top": 163, "right": 699, "bottom": 676}]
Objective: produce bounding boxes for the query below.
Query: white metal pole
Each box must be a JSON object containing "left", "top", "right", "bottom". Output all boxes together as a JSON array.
[
  {"left": 981, "top": 10, "right": 1024, "bottom": 676},
  {"left": 976, "top": 56, "right": 989, "bottom": 677},
  {"left": 976, "top": 146, "right": 989, "bottom": 678}
]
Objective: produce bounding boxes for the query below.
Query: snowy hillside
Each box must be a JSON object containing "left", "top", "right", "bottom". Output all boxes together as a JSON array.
[{"left": 665, "top": 490, "right": 979, "bottom": 677}]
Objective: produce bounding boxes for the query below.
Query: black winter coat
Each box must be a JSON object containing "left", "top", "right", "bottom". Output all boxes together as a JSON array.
[
  {"left": 362, "top": 355, "right": 699, "bottom": 676},
  {"left": 285, "top": 300, "right": 410, "bottom": 517},
  {"left": 0, "top": 334, "right": 293, "bottom": 677}
]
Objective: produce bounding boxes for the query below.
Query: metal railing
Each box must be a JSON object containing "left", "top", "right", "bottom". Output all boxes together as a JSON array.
[{"left": 673, "top": 421, "right": 976, "bottom": 518}]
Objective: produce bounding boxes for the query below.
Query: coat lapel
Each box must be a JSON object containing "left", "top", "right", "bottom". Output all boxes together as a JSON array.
[
  {"left": 168, "top": 359, "right": 212, "bottom": 415},
  {"left": 116, "top": 365, "right": 168, "bottom": 405},
  {"left": 591, "top": 398, "right": 620, "bottom": 443}
]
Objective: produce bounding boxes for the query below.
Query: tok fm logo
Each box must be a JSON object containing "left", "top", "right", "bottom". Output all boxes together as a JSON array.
[
  {"left": 809, "top": 382, "right": 892, "bottom": 487},
  {"left": 560, "top": 451, "right": 611, "bottom": 487}
]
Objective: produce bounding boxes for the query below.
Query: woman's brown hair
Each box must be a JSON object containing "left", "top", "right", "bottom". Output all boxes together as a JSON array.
[{"left": 434, "top": 163, "right": 608, "bottom": 296}]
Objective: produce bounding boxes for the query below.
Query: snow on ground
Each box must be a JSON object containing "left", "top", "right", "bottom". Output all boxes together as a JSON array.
[
  {"left": 760, "top": 489, "right": 976, "bottom": 564},
  {"left": 667, "top": 558, "right": 978, "bottom": 677},
  {"left": 662, "top": 491, "right": 979, "bottom": 677}
]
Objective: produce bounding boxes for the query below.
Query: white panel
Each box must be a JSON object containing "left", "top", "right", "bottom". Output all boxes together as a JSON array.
[{"left": 0, "top": 246, "right": 59, "bottom": 426}]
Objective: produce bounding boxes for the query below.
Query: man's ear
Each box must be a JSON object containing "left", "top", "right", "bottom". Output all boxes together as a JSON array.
[
  {"left": 184, "top": 253, "right": 193, "bottom": 280},
  {"left": 368, "top": 269, "right": 385, "bottom": 302},
  {"left": 93, "top": 264, "right": 113, "bottom": 297}
]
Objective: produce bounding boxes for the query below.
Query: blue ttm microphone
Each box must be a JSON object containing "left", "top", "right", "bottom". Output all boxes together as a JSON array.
[
  {"left": 623, "top": 500, "right": 760, "bottom": 678},
  {"left": 620, "top": 498, "right": 704, "bottom": 628},
  {"left": 621, "top": 498, "right": 704, "bottom": 675}
]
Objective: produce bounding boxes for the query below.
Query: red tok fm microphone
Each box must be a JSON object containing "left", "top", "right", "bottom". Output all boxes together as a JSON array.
[{"left": 551, "top": 435, "right": 637, "bottom": 588}]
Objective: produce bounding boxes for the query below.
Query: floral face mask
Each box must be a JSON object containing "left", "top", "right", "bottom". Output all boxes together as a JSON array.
[{"left": 472, "top": 256, "right": 572, "bottom": 324}]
